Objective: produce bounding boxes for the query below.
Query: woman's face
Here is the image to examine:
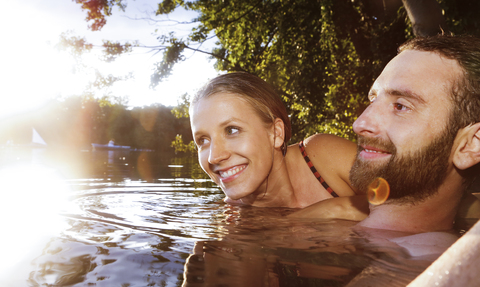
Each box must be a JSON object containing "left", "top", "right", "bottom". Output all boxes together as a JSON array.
[{"left": 190, "top": 93, "right": 276, "bottom": 201}]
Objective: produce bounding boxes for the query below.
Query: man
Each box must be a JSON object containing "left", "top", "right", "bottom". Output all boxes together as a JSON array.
[
  {"left": 350, "top": 34, "right": 480, "bottom": 233},
  {"left": 293, "top": 35, "right": 480, "bottom": 235}
]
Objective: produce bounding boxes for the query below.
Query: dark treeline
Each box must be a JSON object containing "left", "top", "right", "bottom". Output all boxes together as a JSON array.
[{"left": 1, "top": 96, "right": 192, "bottom": 152}]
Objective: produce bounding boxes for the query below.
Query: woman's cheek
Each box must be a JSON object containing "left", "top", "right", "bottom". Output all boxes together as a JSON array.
[{"left": 198, "top": 150, "right": 209, "bottom": 172}]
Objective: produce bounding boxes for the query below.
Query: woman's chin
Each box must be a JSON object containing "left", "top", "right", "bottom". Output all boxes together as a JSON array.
[{"left": 224, "top": 197, "right": 246, "bottom": 205}]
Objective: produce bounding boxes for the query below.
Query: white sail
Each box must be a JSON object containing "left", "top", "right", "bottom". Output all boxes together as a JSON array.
[{"left": 32, "top": 128, "right": 47, "bottom": 146}]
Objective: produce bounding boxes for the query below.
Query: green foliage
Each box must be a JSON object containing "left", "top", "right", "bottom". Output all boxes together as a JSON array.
[
  {"left": 57, "top": 32, "right": 137, "bottom": 70},
  {"left": 151, "top": 33, "right": 186, "bottom": 88},
  {"left": 146, "top": 0, "right": 411, "bottom": 141},
  {"left": 72, "top": 0, "right": 480, "bottom": 142},
  {"left": 438, "top": 0, "right": 480, "bottom": 37},
  {"left": 171, "top": 134, "right": 196, "bottom": 153},
  {"left": 89, "top": 70, "right": 133, "bottom": 90},
  {"left": 102, "top": 40, "right": 137, "bottom": 62},
  {"left": 166, "top": 0, "right": 410, "bottom": 141},
  {"left": 171, "top": 93, "right": 190, "bottom": 119},
  {"left": 156, "top": 0, "right": 182, "bottom": 15},
  {"left": 57, "top": 32, "right": 93, "bottom": 58}
]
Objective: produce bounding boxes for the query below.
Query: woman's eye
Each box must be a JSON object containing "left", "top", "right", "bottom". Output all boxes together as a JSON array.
[
  {"left": 226, "top": 126, "right": 239, "bottom": 135},
  {"left": 196, "top": 138, "right": 209, "bottom": 147}
]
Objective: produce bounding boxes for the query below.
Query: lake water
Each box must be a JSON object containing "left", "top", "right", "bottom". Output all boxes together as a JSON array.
[{"left": 0, "top": 148, "right": 453, "bottom": 286}]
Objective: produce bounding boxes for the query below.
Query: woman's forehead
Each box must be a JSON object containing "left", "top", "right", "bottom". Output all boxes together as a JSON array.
[{"left": 192, "top": 93, "right": 257, "bottom": 118}]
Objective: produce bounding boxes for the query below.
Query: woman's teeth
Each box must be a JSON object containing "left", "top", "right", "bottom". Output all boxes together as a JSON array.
[{"left": 219, "top": 166, "right": 245, "bottom": 178}]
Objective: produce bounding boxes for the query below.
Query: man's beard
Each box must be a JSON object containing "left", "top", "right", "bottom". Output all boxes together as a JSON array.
[{"left": 349, "top": 127, "right": 456, "bottom": 205}]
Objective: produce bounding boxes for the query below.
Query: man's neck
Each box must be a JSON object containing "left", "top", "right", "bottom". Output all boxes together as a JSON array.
[{"left": 358, "top": 176, "right": 464, "bottom": 233}]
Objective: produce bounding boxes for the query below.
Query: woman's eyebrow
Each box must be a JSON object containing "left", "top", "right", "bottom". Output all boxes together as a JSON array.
[
  {"left": 218, "top": 117, "right": 245, "bottom": 127},
  {"left": 192, "top": 130, "right": 204, "bottom": 139}
]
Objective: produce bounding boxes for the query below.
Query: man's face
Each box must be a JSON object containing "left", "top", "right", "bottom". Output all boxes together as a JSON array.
[{"left": 349, "top": 50, "right": 463, "bottom": 203}]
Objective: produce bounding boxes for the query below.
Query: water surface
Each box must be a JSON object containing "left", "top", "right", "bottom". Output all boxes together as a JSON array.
[{"left": 0, "top": 148, "right": 445, "bottom": 286}]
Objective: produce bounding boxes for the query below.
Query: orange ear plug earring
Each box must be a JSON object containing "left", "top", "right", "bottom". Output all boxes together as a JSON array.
[{"left": 367, "top": 177, "right": 390, "bottom": 205}]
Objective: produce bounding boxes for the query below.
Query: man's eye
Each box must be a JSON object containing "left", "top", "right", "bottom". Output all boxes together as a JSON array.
[
  {"left": 393, "top": 103, "right": 408, "bottom": 111},
  {"left": 226, "top": 126, "right": 239, "bottom": 135}
]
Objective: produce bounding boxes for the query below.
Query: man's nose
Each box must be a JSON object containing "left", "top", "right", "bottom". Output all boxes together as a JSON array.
[
  {"left": 353, "top": 101, "right": 384, "bottom": 137},
  {"left": 208, "top": 140, "right": 230, "bottom": 165}
]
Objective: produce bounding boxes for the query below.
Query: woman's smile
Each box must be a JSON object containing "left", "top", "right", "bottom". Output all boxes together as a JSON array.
[
  {"left": 190, "top": 93, "right": 276, "bottom": 200},
  {"left": 218, "top": 164, "right": 247, "bottom": 183}
]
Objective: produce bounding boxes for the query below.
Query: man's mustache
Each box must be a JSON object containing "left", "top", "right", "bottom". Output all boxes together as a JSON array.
[{"left": 357, "top": 136, "right": 397, "bottom": 155}]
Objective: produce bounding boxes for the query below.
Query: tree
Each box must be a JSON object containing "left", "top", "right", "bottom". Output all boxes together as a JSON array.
[{"left": 70, "top": 0, "right": 480, "bottom": 142}]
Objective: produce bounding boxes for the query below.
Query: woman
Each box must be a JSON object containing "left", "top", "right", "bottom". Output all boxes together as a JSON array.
[{"left": 190, "top": 72, "right": 366, "bottom": 213}]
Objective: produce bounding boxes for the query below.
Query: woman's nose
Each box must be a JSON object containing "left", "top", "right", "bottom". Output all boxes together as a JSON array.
[
  {"left": 353, "top": 102, "right": 383, "bottom": 137},
  {"left": 208, "top": 140, "right": 230, "bottom": 165}
]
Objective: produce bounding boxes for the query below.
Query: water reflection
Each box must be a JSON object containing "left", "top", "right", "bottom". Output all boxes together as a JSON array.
[
  {"left": 182, "top": 207, "right": 433, "bottom": 287},
  {"left": 0, "top": 147, "right": 208, "bottom": 183},
  {"left": 28, "top": 179, "right": 224, "bottom": 286},
  {"left": 26, "top": 190, "right": 433, "bottom": 287},
  {"left": 0, "top": 149, "right": 445, "bottom": 286}
]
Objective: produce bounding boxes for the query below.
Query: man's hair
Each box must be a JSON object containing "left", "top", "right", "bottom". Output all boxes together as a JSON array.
[
  {"left": 399, "top": 35, "right": 480, "bottom": 181},
  {"left": 191, "top": 72, "right": 292, "bottom": 145}
]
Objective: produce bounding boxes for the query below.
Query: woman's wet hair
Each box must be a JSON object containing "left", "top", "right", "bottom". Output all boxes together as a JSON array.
[{"left": 192, "top": 72, "right": 292, "bottom": 146}]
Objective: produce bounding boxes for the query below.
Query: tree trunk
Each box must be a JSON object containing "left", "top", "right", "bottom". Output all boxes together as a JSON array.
[{"left": 401, "top": 0, "right": 448, "bottom": 36}]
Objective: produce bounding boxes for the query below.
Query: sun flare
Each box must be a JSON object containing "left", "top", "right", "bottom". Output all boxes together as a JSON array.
[{"left": 0, "top": 164, "right": 73, "bottom": 279}]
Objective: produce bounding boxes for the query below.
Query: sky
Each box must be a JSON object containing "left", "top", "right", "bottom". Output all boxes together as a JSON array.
[{"left": 1, "top": 0, "right": 220, "bottom": 119}]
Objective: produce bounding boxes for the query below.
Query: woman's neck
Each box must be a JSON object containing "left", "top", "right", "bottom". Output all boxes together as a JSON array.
[{"left": 240, "top": 153, "right": 299, "bottom": 208}]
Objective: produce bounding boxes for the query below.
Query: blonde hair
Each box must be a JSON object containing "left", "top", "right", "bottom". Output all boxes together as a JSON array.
[{"left": 192, "top": 72, "right": 292, "bottom": 144}]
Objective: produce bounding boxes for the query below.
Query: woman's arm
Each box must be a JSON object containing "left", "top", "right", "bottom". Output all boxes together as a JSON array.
[{"left": 288, "top": 195, "right": 369, "bottom": 221}]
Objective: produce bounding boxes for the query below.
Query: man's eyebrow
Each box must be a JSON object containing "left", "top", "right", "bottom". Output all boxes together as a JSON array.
[{"left": 386, "top": 88, "right": 427, "bottom": 105}]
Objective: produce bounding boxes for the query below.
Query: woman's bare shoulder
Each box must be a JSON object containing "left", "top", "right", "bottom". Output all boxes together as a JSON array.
[
  {"left": 303, "top": 134, "right": 357, "bottom": 166},
  {"left": 304, "top": 134, "right": 356, "bottom": 152},
  {"left": 302, "top": 134, "right": 359, "bottom": 195}
]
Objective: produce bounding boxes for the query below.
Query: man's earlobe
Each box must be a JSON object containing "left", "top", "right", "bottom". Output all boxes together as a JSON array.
[{"left": 453, "top": 122, "right": 480, "bottom": 170}]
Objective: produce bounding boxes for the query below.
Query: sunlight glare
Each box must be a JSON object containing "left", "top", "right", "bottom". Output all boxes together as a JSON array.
[
  {"left": 1, "top": 2, "right": 91, "bottom": 119},
  {"left": 1, "top": 0, "right": 220, "bottom": 117},
  {"left": 0, "top": 164, "right": 73, "bottom": 280}
]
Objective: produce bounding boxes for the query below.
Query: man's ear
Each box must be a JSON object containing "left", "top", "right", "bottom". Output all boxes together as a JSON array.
[
  {"left": 453, "top": 122, "right": 480, "bottom": 170},
  {"left": 273, "top": 118, "right": 285, "bottom": 149}
]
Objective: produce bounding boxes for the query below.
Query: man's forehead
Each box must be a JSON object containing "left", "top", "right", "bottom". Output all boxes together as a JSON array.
[{"left": 371, "top": 50, "right": 462, "bottom": 103}]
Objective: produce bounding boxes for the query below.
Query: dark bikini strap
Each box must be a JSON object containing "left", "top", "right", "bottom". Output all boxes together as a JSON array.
[{"left": 299, "top": 141, "right": 339, "bottom": 198}]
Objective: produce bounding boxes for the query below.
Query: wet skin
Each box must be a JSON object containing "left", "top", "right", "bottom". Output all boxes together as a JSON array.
[
  {"left": 353, "top": 50, "right": 462, "bottom": 166},
  {"left": 190, "top": 93, "right": 280, "bottom": 202},
  {"left": 350, "top": 49, "right": 469, "bottom": 233}
]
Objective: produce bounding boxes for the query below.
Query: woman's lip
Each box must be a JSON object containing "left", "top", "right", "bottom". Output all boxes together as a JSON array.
[{"left": 217, "top": 164, "right": 247, "bottom": 183}]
